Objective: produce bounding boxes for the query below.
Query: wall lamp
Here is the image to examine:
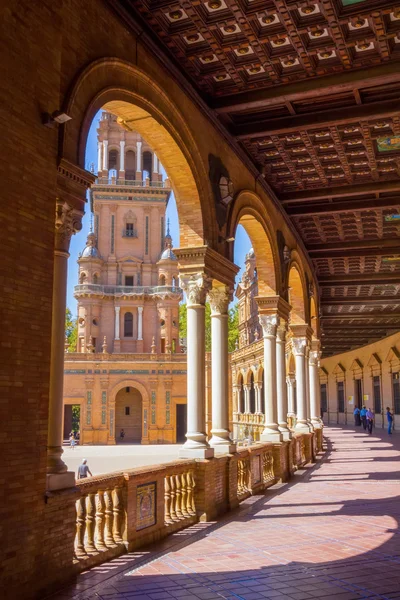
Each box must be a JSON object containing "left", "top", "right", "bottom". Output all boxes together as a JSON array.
[
  {"left": 218, "top": 235, "right": 235, "bottom": 243},
  {"left": 42, "top": 110, "right": 72, "bottom": 127}
]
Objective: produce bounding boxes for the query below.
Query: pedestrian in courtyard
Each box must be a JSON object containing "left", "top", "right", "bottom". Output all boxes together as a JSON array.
[
  {"left": 77, "top": 459, "right": 92, "bottom": 479},
  {"left": 386, "top": 406, "right": 394, "bottom": 435},
  {"left": 120, "top": 428, "right": 125, "bottom": 441},
  {"left": 360, "top": 405, "right": 367, "bottom": 430},
  {"left": 69, "top": 433, "right": 76, "bottom": 449},
  {"left": 353, "top": 406, "right": 361, "bottom": 426},
  {"left": 366, "top": 408, "right": 374, "bottom": 435}
]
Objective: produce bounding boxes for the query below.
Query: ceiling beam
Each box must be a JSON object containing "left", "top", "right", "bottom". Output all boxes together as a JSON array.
[
  {"left": 234, "top": 99, "right": 400, "bottom": 139},
  {"left": 321, "top": 296, "right": 400, "bottom": 305},
  {"left": 281, "top": 180, "right": 400, "bottom": 204},
  {"left": 307, "top": 237, "right": 400, "bottom": 253},
  {"left": 321, "top": 313, "right": 400, "bottom": 320},
  {"left": 213, "top": 63, "right": 400, "bottom": 114},
  {"left": 318, "top": 273, "right": 400, "bottom": 285},
  {"left": 286, "top": 196, "right": 400, "bottom": 216},
  {"left": 321, "top": 324, "right": 399, "bottom": 330}
]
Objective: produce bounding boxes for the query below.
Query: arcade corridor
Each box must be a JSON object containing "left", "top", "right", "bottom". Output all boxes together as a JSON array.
[{"left": 51, "top": 426, "right": 400, "bottom": 600}]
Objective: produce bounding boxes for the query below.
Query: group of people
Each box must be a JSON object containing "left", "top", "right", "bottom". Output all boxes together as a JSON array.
[
  {"left": 69, "top": 430, "right": 80, "bottom": 448},
  {"left": 354, "top": 406, "right": 394, "bottom": 435}
]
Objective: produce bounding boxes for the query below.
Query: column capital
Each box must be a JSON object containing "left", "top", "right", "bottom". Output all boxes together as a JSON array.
[
  {"left": 115, "top": 306, "right": 121, "bottom": 313},
  {"left": 292, "top": 337, "right": 308, "bottom": 356},
  {"left": 54, "top": 200, "right": 84, "bottom": 255},
  {"left": 179, "top": 272, "right": 212, "bottom": 306},
  {"left": 174, "top": 246, "right": 239, "bottom": 290},
  {"left": 309, "top": 349, "right": 321, "bottom": 367},
  {"left": 208, "top": 285, "right": 231, "bottom": 315},
  {"left": 259, "top": 314, "right": 279, "bottom": 338}
]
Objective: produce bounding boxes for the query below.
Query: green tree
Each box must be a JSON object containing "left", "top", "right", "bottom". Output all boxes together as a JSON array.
[
  {"left": 65, "top": 308, "right": 78, "bottom": 352},
  {"left": 179, "top": 301, "right": 239, "bottom": 352}
]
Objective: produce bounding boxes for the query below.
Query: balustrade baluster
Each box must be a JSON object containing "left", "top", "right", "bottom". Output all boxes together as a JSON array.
[
  {"left": 174, "top": 474, "right": 183, "bottom": 519},
  {"left": 85, "top": 492, "right": 97, "bottom": 552},
  {"left": 104, "top": 488, "right": 115, "bottom": 546},
  {"left": 96, "top": 490, "right": 106, "bottom": 549},
  {"left": 113, "top": 485, "right": 123, "bottom": 543},
  {"left": 76, "top": 495, "right": 87, "bottom": 556},
  {"left": 170, "top": 475, "right": 177, "bottom": 520},
  {"left": 164, "top": 476, "right": 173, "bottom": 523},
  {"left": 180, "top": 473, "right": 189, "bottom": 517},
  {"left": 188, "top": 471, "right": 196, "bottom": 515}
]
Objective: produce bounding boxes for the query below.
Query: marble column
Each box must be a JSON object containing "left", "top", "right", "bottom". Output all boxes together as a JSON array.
[
  {"left": 287, "top": 375, "right": 296, "bottom": 421},
  {"left": 153, "top": 152, "right": 158, "bottom": 175},
  {"left": 102, "top": 140, "right": 108, "bottom": 173},
  {"left": 208, "top": 286, "right": 236, "bottom": 454},
  {"left": 259, "top": 315, "right": 282, "bottom": 442},
  {"left": 119, "top": 140, "right": 125, "bottom": 175},
  {"left": 243, "top": 385, "right": 251, "bottom": 415},
  {"left": 114, "top": 306, "right": 120, "bottom": 340},
  {"left": 254, "top": 383, "right": 262, "bottom": 414},
  {"left": 179, "top": 273, "right": 213, "bottom": 458},
  {"left": 309, "top": 346, "right": 322, "bottom": 428},
  {"left": 305, "top": 343, "right": 314, "bottom": 430},
  {"left": 47, "top": 201, "right": 83, "bottom": 490},
  {"left": 276, "top": 323, "right": 291, "bottom": 440},
  {"left": 136, "top": 141, "right": 142, "bottom": 177},
  {"left": 292, "top": 337, "right": 311, "bottom": 432},
  {"left": 137, "top": 306, "right": 143, "bottom": 341},
  {"left": 97, "top": 141, "right": 102, "bottom": 174}
]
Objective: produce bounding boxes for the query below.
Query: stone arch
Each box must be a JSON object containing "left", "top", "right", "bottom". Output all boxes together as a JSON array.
[
  {"left": 310, "top": 295, "right": 319, "bottom": 337},
  {"left": 79, "top": 271, "right": 88, "bottom": 284},
  {"left": 228, "top": 191, "right": 280, "bottom": 296},
  {"left": 287, "top": 258, "right": 308, "bottom": 324},
  {"left": 109, "top": 379, "right": 150, "bottom": 444},
  {"left": 60, "top": 58, "right": 216, "bottom": 248}
]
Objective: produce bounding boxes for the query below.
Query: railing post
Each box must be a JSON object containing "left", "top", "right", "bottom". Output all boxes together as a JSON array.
[
  {"left": 113, "top": 485, "right": 123, "bottom": 543},
  {"left": 76, "top": 495, "right": 87, "bottom": 556},
  {"left": 96, "top": 490, "right": 106, "bottom": 549},
  {"left": 164, "top": 476, "right": 172, "bottom": 523},
  {"left": 170, "top": 476, "right": 177, "bottom": 521},
  {"left": 86, "top": 492, "right": 97, "bottom": 553},
  {"left": 180, "top": 472, "right": 189, "bottom": 517},
  {"left": 174, "top": 474, "right": 183, "bottom": 519},
  {"left": 104, "top": 489, "right": 115, "bottom": 546}
]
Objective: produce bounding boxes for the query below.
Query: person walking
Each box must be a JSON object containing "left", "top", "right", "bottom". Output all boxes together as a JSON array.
[
  {"left": 120, "top": 428, "right": 125, "bottom": 441},
  {"left": 77, "top": 459, "right": 92, "bottom": 479},
  {"left": 69, "top": 433, "right": 76, "bottom": 449},
  {"left": 386, "top": 406, "right": 394, "bottom": 435},
  {"left": 366, "top": 408, "right": 374, "bottom": 435},
  {"left": 353, "top": 406, "right": 361, "bottom": 426},
  {"left": 360, "top": 406, "right": 367, "bottom": 430}
]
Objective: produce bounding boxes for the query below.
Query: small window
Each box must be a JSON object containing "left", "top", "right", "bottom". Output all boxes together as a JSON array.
[
  {"left": 160, "top": 319, "right": 165, "bottom": 327},
  {"left": 125, "top": 222, "right": 136, "bottom": 237},
  {"left": 125, "top": 406, "right": 130, "bottom": 416},
  {"left": 161, "top": 338, "right": 166, "bottom": 353},
  {"left": 109, "top": 149, "right": 118, "bottom": 170},
  {"left": 126, "top": 387, "right": 130, "bottom": 393},
  {"left": 124, "top": 312, "right": 133, "bottom": 337},
  {"left": 92, "top": 318, "right": 98, "bottom": 326},
  {"left": 373, "top": 376, "right": 381, "bottom": 414},
  {"left": 125, "top": 275, "right": 134, "bottom": 287}
]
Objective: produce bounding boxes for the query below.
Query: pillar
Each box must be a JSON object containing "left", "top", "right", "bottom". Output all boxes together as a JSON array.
[
  {"left": 309, "top": 344, "right": 322, "bottom": 428},
  {"left": 97, "top": 141, "right": 102, "bottom": 174},
  {"left": 287, "top": 375, "right": 295, "bottom": 420},
  {"left": 153, "top": 152, "right": 158, "bottom": 175},
  {"left": 292, "top": 337, "right": 311, "bottom": 432},
  {"left": 136, "top": 141, "right": 142, "bottom": 178},
  {"left": 114, "top": 306, "right": 120, "bottom": 340},
  {"left": 179, "top": 273, "right": 214, "bottom": 458},
  {"left": 137, "top": 306, "right": 143, "bottom": 341},
  {"left": 254, "top": 383, "right": 262, "bottom": 414},
  {"left": 102, "top": 140, "right": 108, "bottom": 173},
  {"left": 119, "top": 140, "right": 125, "bottom": 175},
  {"left": 259, "top": 315, "right": 282, "bottom": 442},
  {"left": 305, "top": 343, "right": 314, "bottom": 430},
  {"left": 277, "top": 323, "right": 291, "bottom": 440},
  {"left": 47, "top": 201, "right": 83, "bottom": 490},
  {"left": 243, "top": 384, "right": 251, "bottom": 414},
  {"left": 208, "top": 286, "right": 236, "bottom": 454}
]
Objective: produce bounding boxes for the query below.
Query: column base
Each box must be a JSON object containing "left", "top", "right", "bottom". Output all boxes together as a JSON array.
[
  {"left": 209, "top": 440, "right": 237, "bottom": 455},
  {"left": 311, "top": 418, "right": 323, "bottom": 429},
  {"left": 295, "top": 420, "right": 312, "bottom": 433},
  {"left": 46, "top": 471, "right": 76, "bottom": 491},
  {"left": 278, "top": 423, "right": 292, "bottom": 440},
  {"left": 260, "top": 425, "right": 282, "bottom": 443},
  {"left": 179, "top": 447, "right": 214, "bottom": 459}
]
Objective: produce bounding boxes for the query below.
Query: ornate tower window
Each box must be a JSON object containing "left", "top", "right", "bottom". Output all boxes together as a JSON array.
[
  {"left": 123, "top": 210, "right": 137, "bottom": 238},
  {"left": 124, "top": 312, "right": 133, "bottom": 337}
]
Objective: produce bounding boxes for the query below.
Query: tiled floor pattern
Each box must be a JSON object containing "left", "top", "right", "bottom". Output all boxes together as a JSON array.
[{"left": 49, "top": 426, "right": 400, "bottom": 600}]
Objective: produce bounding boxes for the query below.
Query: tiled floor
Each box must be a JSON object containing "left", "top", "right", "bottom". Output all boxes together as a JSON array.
[{"left": 49, "top": 426, "right": 400, "bottom": 600}]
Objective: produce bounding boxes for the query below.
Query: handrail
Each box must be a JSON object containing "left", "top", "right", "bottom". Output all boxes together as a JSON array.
[
  {"left": 74, "top": 284, "right": 182, "bottom": 296},
  {"left": 94, "top": 178, "right": 167, "bottom": 188}
]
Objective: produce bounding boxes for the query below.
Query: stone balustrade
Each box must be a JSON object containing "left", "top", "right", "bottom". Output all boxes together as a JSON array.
[{"left": 67, "top": 434, "right": 317, "bottom": 575}]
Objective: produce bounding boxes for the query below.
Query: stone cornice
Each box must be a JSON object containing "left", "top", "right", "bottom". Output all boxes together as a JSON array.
[
  {"left": 175, "top": 246, "right": 239, "bottom": 288},
  {"left": 256, "top": 296, "right": 291, "bottom": 321},
  {"left": 289, "top": 324, "right": 313, "bottom": 342}
]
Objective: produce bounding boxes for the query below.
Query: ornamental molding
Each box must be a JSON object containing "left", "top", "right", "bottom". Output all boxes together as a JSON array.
[
  {"left": 55, "top": 200, "right": 84, "bottom": 254},
  {"left": 259, "top": 314, "right": 279, "bottom": 338},
  {"left": 208, "top": 286, "right": 231, "bottom": 315},
  {"left": 292, "top": 337, "right": 307, "bottom": 356},
  {"left": 179, "top": 272, "right": 211, "bottom": 306}
]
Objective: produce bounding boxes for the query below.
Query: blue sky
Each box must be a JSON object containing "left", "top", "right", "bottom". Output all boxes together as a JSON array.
[{"left": 67, "top": 111, "right": 251, "bottom": 315}]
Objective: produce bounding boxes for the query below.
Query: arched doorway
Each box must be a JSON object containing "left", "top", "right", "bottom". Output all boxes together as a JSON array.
[{"left": 115, "top": 386, "right": 143, "bottom": 443}]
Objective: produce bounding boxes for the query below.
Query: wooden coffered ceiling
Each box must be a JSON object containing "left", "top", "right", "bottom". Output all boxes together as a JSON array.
[{"left": 108, "top": 0, "right": 400, "bottom": 356}]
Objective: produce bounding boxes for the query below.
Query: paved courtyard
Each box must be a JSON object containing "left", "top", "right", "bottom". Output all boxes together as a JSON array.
[
  {"left": 63, "top": 444, "right": 181, "bottom": 476},
  {"left": 51, "top": 426, "right": 400, "bottom": 600}
]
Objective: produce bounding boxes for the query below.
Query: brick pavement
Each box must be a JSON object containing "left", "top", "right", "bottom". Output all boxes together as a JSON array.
[{"left": 49, "top": 426, "right": 400, "bottom": 600}]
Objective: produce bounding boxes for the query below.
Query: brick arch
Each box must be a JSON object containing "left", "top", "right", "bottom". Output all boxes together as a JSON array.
[
  {"left": 60, "top": 58, "right": 217, "bottom": 248},
  {"left": 287, "top": 257, "right": 308, "bottom": 325},
  {"left": 228, "top": 191, "right": 280, "bottom": 296},
  {"left": 310, "top": 295, "right": 319, "bottom": 338},
  {"left": 236, "top": 371, "right": 244, "bottom": 386},
  {"left": 244, "top": 367, "right": 256, "bottom": 386},
  {"left": 109, "top": 379, "right": 150, "bottom": 408}
]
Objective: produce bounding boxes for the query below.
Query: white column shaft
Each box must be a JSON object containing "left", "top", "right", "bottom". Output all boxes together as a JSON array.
[
  {"left": 244, "top": 386, "right": 250, "bottom": 413},
  {"left": 136, "top": 141, "right": 142, "bottom": 172},
  {"left": 137, "top": 306, "right": 143, "bottom": 341},
  {"left": 102, "top": 140, "right": 108, "bottom": 171},
  {"left": 309, "top": 353, "right": 322, "bottom": 428},
  {"left": 115, "top": 306, "right": 120, "bottom": 340},
  {"left": 119, "top": 141, "right": 125, "bottom": 171},
  {"left": 153, "top": 152, "right": 158, "bottom": 174},
  {"left": 97, "top": 142, "right": 102, "bottom": 173},
  {"left": 277, "top": 328, "right": 291, "bottom": 439},
  {"left": 259, "top": 314, "right": 282, "bottom": 442},
  {"left": 287, "top": 377, "right": 295, "bottom": 416},
  {"left": 294, "top": 343, "right": 310, "bottom": 432}
]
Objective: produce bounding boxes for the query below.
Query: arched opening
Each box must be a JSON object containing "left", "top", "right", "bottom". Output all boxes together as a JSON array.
[
  {"left": 249, "top": 371, "right": 256, "bottom": 414},
  {"left": 288, "top": 264, "right": 306, "bottom": 324},
  {"left": 142, "top": 150, "right": 153, "bottom": 181},
  {"left": 93, "top": 273, "right": 99, "bottom": 284},
  {"left": 237, "top": 373, "right": 245, "bottom": 414},
  {"left": 79, "top": 272, "right": 87, "bottom": 284},
  {"left": 108, "top": 148, "right": 119, "bottom": 178},
  {"left": 310, "top": 295, "right": 319, "bottom": 337},
  {"left": 125, "top": 149, "right": 136, "bottom": 180},
  {"left": 124, "top": 312, "right": 133, "bottom": 337},
  {"left": 115, "top": 386, "right": 143, "bottom": 443},
  {"left": 159, "top": 274, "right": 166, "bottom": 286}
]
